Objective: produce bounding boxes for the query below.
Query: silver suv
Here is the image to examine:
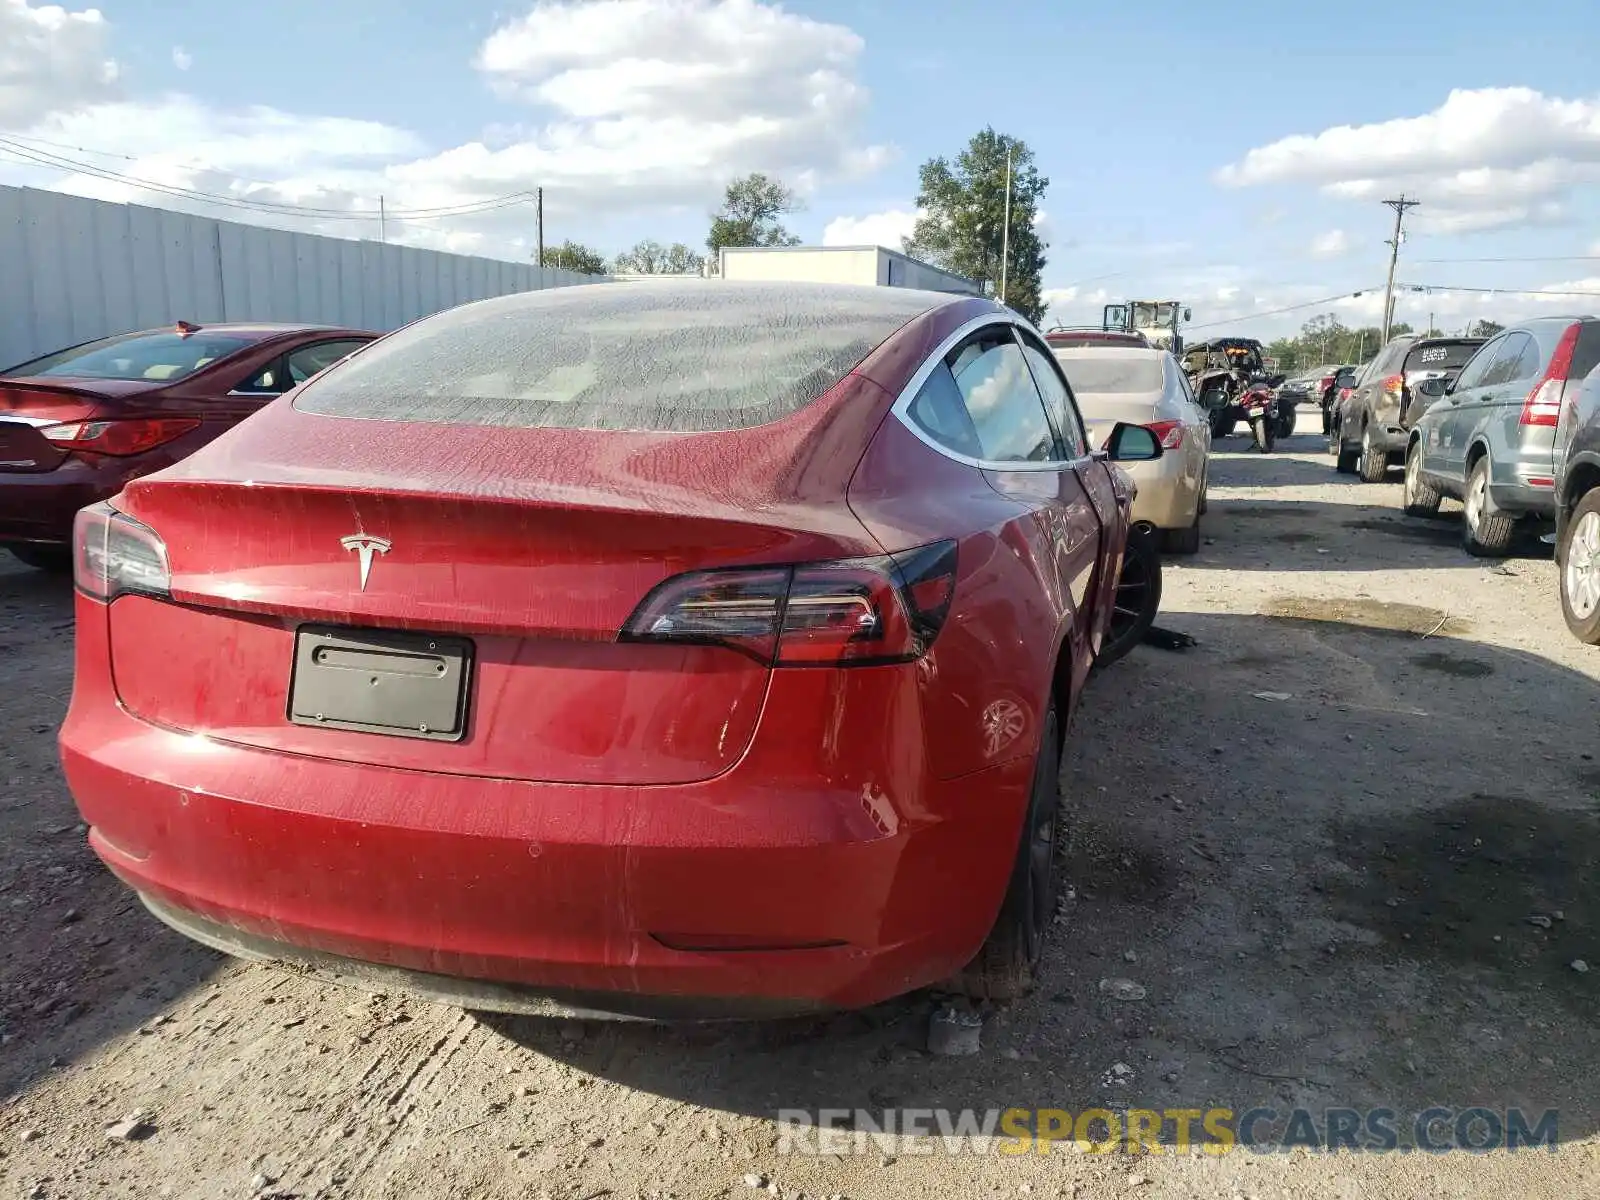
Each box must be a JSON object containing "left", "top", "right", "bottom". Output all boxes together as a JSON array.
[{"left": 1402, "top": 317, "right": 1600, "bottom": 556}]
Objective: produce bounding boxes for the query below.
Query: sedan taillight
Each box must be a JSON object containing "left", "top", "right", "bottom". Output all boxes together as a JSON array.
[
  {"left": 622, "top": 540, "right": 958, "bottom": 667},
  {"left": 73, "top": 502, "right": 171, "bottom": 601},
  {"left": 1146, "top": 419, "right": 1185, "bottom": 449},
  {"left": 41, "top": 417, "right": 200, "bottom": 456}
]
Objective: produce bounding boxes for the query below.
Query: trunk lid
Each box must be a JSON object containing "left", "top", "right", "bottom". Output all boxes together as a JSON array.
[
  {"left": 106, "top": 392, "right": 887, "bottom": 786},
  {"left": 1074, "top": 393, "right": 1161, "bottom": 450},
  {"left": 0, "top": 380, "right": 120, "bottom": 472}
]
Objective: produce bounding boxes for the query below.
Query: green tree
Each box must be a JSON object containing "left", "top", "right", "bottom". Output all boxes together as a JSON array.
[
  {"left": 612, "top": 239, "right": 706, "bottom": 276},
  {"left": 1469, "top": 318, "right": 1505, "bottom": 338},
  {"left": 543, "top": 240, "right": 607, "bottom": 275},
  {"left": 706, "top": 174, "right": 802, "bottom": 260},
  {"left": 906, "top": 128, "right": 1049, "bottom": 324}
]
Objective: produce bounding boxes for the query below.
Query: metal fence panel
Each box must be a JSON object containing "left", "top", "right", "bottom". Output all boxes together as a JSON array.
[{"left": 0, "top": 184, "right": 596, "bottom": 367}]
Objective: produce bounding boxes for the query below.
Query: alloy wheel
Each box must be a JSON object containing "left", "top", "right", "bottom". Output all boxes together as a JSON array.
[
  {"left": 1465, "top": 470, "right": 1485, "bottom": 531},
  {"left": 1567, "top": 511, "right": 1600, "bottom": 621}
]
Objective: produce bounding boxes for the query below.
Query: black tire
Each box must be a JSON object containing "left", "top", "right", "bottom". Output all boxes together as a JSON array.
[
  {"left": 1249, "top": 416, "right": 1275, "bottom": 453},
  {"left": 951, "top": 702, "right": 1061, "bottom": 1002},
  {"left": 1559, "top": 489, "right": 1600, "bottom": 644},
  {"left": 1402, "top": 440, "right": 1442, "bottom": 517},
  {"left": 1276, "top": 405, "right": 1296, "bottom": 439},
  {"left": 1097, "top": 526, "right": 1162, "bottom": 667},
  {"left": 1462, "top": 455, "right": 1516, "bottom": 557},
  {"left": 1165, "top": 508, "right": 1201, "bottom": 555},
  {"left": 1332, "top": 419, "right": 1358, "bottom": 474},
  {"left": 1357, "top": 421, "right": 1389, "bottom": 483},
  {"left": 4, "top": 544, "right": 72, "bottom": 573}
]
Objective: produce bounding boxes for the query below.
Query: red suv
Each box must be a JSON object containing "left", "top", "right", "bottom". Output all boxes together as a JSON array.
[{"left": 1, "top": 323, "right": 374, "bottom": 569}]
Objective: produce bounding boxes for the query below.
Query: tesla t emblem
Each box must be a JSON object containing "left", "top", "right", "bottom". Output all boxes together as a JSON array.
[{"left": 340, "top": 534, "right": 391, "bottom": 590}]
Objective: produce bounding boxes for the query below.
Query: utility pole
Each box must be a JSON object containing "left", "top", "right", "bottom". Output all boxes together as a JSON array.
[
  {"left": 536, "top": 187, "right": 545, "bottom": 269},
  {"left": 378, "top": 195, "right": 386, "bottom": 245},
  {"left": 999, "top": 145, "right": 1014, "bottom": 305},
  {"left": 1380, "top": 195, "right": 1420, "bottom": 342}
]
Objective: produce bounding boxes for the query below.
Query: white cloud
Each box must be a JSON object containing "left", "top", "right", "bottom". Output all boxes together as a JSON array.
[
  {"left": 1, "top": 0, "right": 888, "bottom": 259},
  {"left": 171, "top": 45, "right": 191, "bottom": 71},
  {"left": 1309, "top": 229, "right": 1350, "bottom": 259},
  {"left": 1218, "top": 88, "right": 1600, "bottom": 234},
  {"left": 0, "top": 0, "right": 119, "bottom": 128},
  {"left": 822, "top": 208, "right": 917, "bottom": 248}
]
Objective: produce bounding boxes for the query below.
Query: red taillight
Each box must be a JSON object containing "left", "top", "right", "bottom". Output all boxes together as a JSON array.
[
  {"left": 40, "top": 417, "right": 200, "bottom": 456},
  {"left": 1146, "top": 419, "right": 1185, "bottom": 449},
  {"left": 1320, "top": 374, "right": 1334, "bottom": 390},
  {"left": 1521, "top": 324, "right": 1580, "bottom": 428},
  {"left": 621, "top": 540, "right": 957, "bottom": 667},
  {"left": 72, "top": 502, "right": 171, "bottom": 602},
  {"left": 1382, "top": 374, "right": 1405, "bottom": 399}
]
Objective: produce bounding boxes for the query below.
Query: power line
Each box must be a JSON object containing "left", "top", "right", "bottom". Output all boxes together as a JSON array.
[
  {"left": 0, "top": 136, "right": 538, "bottom": 221},
  {"left": 1401, "top": 282, "right": 1600, "bottom": 299},
  {"left": 1413, "top": 255, "right": 1600, "bottom": 265},
  {"left": 1185, "top": 288, "right": 1382, "bottom": 332}
]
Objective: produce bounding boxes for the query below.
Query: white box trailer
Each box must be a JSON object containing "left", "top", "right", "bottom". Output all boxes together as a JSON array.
[{"left": 718, "top": 245, "right": 981, "bottom": 295}]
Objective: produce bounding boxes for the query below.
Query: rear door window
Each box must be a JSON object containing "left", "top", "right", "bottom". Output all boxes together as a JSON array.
[
  {"left": 906, "top": 363, "right": 984, "bottom": 460},
  {"left": 945, "top": 329, "right": 1057, "bottom": 463},
  {"left": 1018, "top": 335, "right": 1087, "bottom": 457},
  {"left": 1451, "top": 336, "right": 1504, "bottom": 392},
  {"left": 1480, "top": 333, "right": 1535, "bottom": 388},
  {"left": 287, "top": 339, "right": 370, "bottom": 385}
]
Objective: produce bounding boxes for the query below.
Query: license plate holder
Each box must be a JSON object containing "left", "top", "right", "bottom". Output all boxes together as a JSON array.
[{"left": 289, "top": 625, "right": 472, "bottom": 741}]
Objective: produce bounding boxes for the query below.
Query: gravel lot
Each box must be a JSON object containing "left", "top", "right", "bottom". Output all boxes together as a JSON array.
[{"left": 2, "top": 429, "right": 1598, "bottom": 1199}]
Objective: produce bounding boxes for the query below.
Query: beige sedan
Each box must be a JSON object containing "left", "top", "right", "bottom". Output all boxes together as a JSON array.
[{"left": 1052, "top": 345, "right": 1213, "bottom": 552}]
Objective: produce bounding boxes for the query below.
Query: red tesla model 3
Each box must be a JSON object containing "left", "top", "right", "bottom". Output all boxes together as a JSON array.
[{"left": 59, "top": 282, "right": 1160, "bottom": 1017}]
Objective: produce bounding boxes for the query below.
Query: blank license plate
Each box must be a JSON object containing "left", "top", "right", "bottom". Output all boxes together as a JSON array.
[{"left": 289, "top": 626, "right": 472, "bottom": 741}]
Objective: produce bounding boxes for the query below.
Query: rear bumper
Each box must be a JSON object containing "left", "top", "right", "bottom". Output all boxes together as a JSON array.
[
  {"left": 60, "top": 616, "right": 1036, "bottom": 1013},
  {"left": 1123, "top": 454, "right": 1200, "bottom": 532},
  {"left": 1488, "top": 449, "right": 1558, "bottom": 518},
  {"left": 0, "top": 456, "right": 143, "bottom": 545}
]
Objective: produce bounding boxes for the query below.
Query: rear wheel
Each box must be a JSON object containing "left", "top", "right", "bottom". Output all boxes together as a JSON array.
[
  {"left": 1402, "top": 441, "right": 1442, "bottom": 517},
  {"left": 4, "top": 544, "right": 71, "bottom": 573},
  {"left": 951, "top": 702, "right": 1061, "bottom": 1002},
  {"left": 1165, "top": 507, "right": 1202, "bottom": 555},
  {"left": 1559, "top": 490, "right": 1600, "bottom": 644},
  {"left": 1463, "top": 456, "right": 1516, "bottom": 557},
  {"left": 1275, "top": 404, "right": 1296, "bottom": 439},
  {"left": 1333, "top": 420, "right": 1358, "bottom": 474},
  {"left": 1097, "top": 526, "right": 1162, "bottom": 667},
  {"left": 1357, "top": 421, "right": 1389, "bottom": 483}
]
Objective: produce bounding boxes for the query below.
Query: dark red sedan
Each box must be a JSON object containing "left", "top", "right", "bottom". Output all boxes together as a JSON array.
[
  {"left": 60, "top": 282, "right": 1160, "bottom": 1017},
  {"left": 1, "top": 322, "right": 375, "bottom": 569}
]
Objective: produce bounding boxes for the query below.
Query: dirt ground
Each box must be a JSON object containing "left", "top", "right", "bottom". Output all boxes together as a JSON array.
[{"left": 3, "top": 428, "right": 1598, "bottom": 1200}]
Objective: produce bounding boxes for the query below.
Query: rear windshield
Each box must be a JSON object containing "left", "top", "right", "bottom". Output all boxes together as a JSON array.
[
  {"left": 294, "top": 283, "right": 940, "bottom": 432},
  {"left": 5, "top": 331, "right": 251, "bottom": 381},
  {"left": 1403, "top": 340, "right": 1480, "bottom": 375},
  {"left": 1053, "top": 355, "right": 1165, "bottom": 395}
]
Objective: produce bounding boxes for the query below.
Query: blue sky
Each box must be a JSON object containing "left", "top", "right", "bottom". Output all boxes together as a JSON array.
[{"left": 4, "top": 0, "right": 1599, "bottom": 338}]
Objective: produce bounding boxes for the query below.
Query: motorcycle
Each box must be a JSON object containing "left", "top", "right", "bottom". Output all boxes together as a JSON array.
[{"left": 1239, "top": 383, "right": 1277, "bottom": 452}]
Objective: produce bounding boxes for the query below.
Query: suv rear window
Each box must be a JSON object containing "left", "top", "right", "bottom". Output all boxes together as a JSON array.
[
  {"left": 6, "top": 331, "right": 251, "bottom": 381},
  {"left": 294, "top": 284, "right": 939, "bottom": 432},
  {"left": 1403, "top": 340, "right": 1480, "bottom": 375}
]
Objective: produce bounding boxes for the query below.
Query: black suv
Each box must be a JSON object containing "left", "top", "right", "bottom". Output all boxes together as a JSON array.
[{"left": 1331, "top": 334, "right": 1483, "bottom": 482}]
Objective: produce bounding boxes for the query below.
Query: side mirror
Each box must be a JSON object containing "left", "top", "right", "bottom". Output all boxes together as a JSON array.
[
  {"left": 1183, "top": 308, "right": 1192, "bottom": 322},
  {"left": 1105, "top": 422, "right": 1163, "bottom": 462},
  {"left": 1416, "top": 376, "right": 1449, "bottom": 399}
]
